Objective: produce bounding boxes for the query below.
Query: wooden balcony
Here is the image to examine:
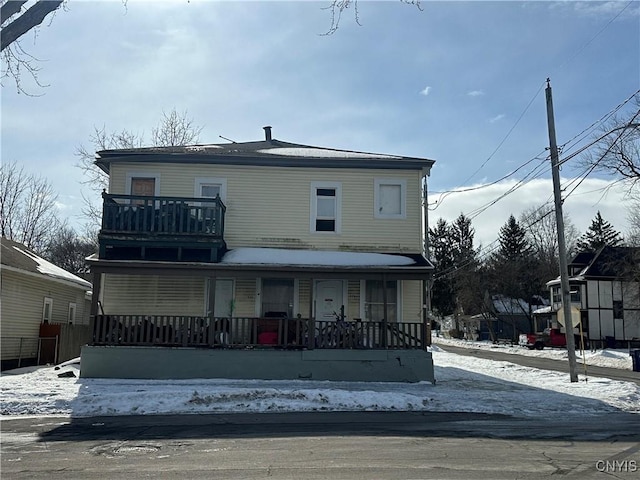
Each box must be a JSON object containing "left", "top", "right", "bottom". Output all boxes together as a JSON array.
[
  {"left": 91, "top": 315, "right": 427, "bottom": 350},
  {"left": 99, "top": 193, "right": 226, "bottom": 262}
]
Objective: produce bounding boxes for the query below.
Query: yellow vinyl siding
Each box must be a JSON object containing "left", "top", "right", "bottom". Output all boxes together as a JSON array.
[
  {"left": 233, "top": 278, "right": 257, "bottom": 317},
  {"left": 101, "top": 275, "right": 205, "bottom": 316},
  {"left": 297, "top": 279, "right": 311, "bottom": 317},
  {"left": 347, "top": 280, "right": 361, "bottom": 320},
  {"left": 401, "top": 280, "right": 423, "bottom": 323},
  {"left": 109, "top": 163, "right": 423, "bottom": 252},
  {"left": 1, "top": 269, "right": 89, "bottom": 360}
]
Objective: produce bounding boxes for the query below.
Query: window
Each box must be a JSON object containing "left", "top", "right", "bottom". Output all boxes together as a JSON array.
[
  {"left": 375, "top": 179, "right": 406, "bottom": 218},
  {"left": 42, "top": 297, "right": 53, "bottom": 323},
  {"left": 195, "top": 178, "right": 227, "bottom": 203},
  {"left": 551, "top": 287, "right": 561, "bottom": 304},
  {"left": 310, "top": 182, "right": 341, "bottom": 233},
  {"left": 613, "top": 300, "right": 624, "bottom": 319},
  {"left": 362, "top": 280, "right": 398, "bottom": 322},
  {"left": 68, "top": 303, "right": 77, "bottom": 324},
  {"left": 195, "top": 178, "right": 227, "bottom": 231},
  {"left": 261, "top": 278, "right": 294, "bottom": 318}
]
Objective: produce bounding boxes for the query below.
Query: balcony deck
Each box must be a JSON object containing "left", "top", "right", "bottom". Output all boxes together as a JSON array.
[{"left": 99, "top": 193, "right": 226, "bottom": 262}]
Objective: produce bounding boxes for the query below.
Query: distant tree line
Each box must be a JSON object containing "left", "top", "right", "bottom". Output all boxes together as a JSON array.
[{"left": 428, "top": 207, "right": 630, "bottom": 340}]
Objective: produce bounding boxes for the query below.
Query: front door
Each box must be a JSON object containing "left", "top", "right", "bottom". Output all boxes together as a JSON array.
[
  {"left": 131, "top": 177, "right": 156, "bottom": 205},
  {"left": 315, "top": 280, "right": 344, "bottom": 321},
  {"left": 205, "top": 279, "right": 235, "bottom": 317}
]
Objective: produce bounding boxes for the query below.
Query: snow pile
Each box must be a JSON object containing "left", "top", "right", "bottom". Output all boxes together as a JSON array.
[{"left": 1, "top": 349, "right": 638, "bottom": 418}]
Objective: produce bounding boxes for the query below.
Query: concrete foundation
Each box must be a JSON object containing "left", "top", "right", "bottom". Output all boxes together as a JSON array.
[{"left": 80, "top": 346, "right": 434, "bottom": 383}]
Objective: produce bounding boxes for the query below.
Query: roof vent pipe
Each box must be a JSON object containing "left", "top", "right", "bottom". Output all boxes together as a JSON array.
[{"left": 263, "top": 125, "right": 272, "bottom": 141}]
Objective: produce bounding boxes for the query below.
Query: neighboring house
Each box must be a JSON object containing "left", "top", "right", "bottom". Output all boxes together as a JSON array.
[
  {"left": 1, "top": 237, "right": 92, "bottom": 370},
  {"left": 473, "top": 295, "right": 549, "bottom": 342},
  {"left": 83, "top": 126, "right": 436, "bottom": 382},
  {"left": 547, "top": 246, "right": 640, "bottom": 348}
]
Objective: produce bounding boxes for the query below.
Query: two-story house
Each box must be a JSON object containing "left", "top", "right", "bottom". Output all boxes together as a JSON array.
[
  {"left": 81, "top": 127, "right": 436, "bottom": 382},
  {"left": 547, "top": 246, "right": 640, "bottom": 348}
]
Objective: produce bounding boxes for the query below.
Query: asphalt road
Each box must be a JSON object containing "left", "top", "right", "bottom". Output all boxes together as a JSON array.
[
  {"left": 2, "top": 412, "right": 639, "bottom": 479},
  {"left": 437, "top": 344, "right": 640, "bottom": 385}
]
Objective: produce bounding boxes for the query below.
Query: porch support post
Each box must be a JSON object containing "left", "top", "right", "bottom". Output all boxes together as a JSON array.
[
  {"left": 89, "top": 270, "right": 102, "bottom": 345},
  {"left": 382, "top": 274, "right": 388, "bottom": 348},
  {"left": 308, "top": 278, "right": 315, "bottom": 350},
  {"left": 422, "top": 277, "right": 430, "bottom": 350},
  {"left": 208, "top": 275, "right": 217, "bottom": 346}
]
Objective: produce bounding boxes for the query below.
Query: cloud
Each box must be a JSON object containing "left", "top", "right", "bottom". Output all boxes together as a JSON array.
[
  {"left": 428, "top": 178, "right": 633, "bottom": 248},
  {"left": 419, "top": 86, "right": 432, "bottom": 96},
  {"left": 467, "top": 90, "right": 485, "bottom": 97},
  {"left": 489, "top": 114, "right": 505, "bottom": 123}
]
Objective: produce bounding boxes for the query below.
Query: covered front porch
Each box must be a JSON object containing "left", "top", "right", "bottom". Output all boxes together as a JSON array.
[{"left": 84, "top": 248, "right": 434, "bottom": 382}]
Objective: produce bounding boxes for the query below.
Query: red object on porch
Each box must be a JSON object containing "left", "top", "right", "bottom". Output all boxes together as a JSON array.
[{"left": 258, "top": 332, "right": 278, "bottom": 345}]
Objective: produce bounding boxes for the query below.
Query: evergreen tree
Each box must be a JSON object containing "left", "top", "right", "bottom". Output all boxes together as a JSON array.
[
  {"left": 487, "top": 215, "right": 538, "bottom": 334},
  {"left": 429, "top": 218, "right": 456, "bottom": 317},
  {"left": 450, "top": 214, "right": 483, "bottom": 315},
  {"left": 576, "top": 211, "right": 623, "bottom": 252},
  {"left": 496, "top": 215, "right": 531, "bottom": 261}
]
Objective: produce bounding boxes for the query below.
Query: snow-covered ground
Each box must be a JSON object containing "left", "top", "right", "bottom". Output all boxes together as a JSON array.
[
  {"left": 1, "top": 347, "right": 638, "bottom": 419},
  {"left": 432, "top": 336, "right": 634, "bottom": 370}
]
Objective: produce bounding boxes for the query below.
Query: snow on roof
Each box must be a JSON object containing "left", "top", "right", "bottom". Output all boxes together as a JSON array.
[
  {"left": 491, "top": 295, "right": 530, "bottom": 315},
  {"left": 12, "top": 246, "right": 91, "bottom": 289},
  {"left": 221, "top": 248, "right": 416, "bottom": 267},
  {"left": 532, "top": 305, "right": 552, "bottom": 314},
  {"left": 256, "top": 147, "right": 401, "bottom": 159},
  {"left": 185, "top": 145, "right": 222, "bottom": 152}
]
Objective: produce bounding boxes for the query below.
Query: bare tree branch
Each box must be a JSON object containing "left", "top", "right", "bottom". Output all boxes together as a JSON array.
[
  {"left": 76, "top": 109, "right": 203, "bottom": 231},
  {"left": 0, "top": 160, "right": 63, "bottom": 253},
  {"left": 1, "top": 0, "right": 63, "bottom": 51},
  {"left": 579, "top": 95, "right": 640, "bottom": 191},
  {"left": 323, "top": 0, "right": 422, "bottom": 35},
  {"left": 1, "top": 0, "right": 28, "bottom": 24}
]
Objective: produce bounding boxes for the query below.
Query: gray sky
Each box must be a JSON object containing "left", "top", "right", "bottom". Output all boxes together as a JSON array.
[{"left": 2, "top": 0, "right": 639, "bottom": 247}]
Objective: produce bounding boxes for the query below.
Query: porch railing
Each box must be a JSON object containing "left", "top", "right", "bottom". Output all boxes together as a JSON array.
[
  {"left": 90, "top": 315, "right": 426, "bottom": 350},
  {"left": 101, "top": 193, "right": 225, "bottom": 237}
]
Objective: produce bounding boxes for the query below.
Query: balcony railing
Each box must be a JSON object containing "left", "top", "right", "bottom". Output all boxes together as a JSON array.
[
  {"left": 101, "top": 193, "right": 225, "bottom": 238},
  {"left": 91, "top": 315, "right": 427, "bottom": 350}
]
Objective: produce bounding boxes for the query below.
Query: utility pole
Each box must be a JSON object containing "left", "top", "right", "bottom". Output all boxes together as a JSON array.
[{"left": 545, "top": 78, "right": 579, "bottom": 382}]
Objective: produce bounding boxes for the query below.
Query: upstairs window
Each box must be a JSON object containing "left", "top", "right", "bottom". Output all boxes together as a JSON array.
[
  {"left": 375, "top": 179, "right": 406, "bottom": 219},
  {"left": 195, "top": 178, "right": 227, "bottom": 203},
  {"left": 311, "top": 182, "right": 341, "bottom": 233}
]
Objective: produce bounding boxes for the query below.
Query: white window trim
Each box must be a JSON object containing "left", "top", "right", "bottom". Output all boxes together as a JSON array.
[
  {"left": 310, "top": 181, "right": 342, "bottom": 234},
  {"left": 359, "top": 279, "right": 402, "bottom": 322},
  {"left": 195, "top": 177, "right": 227, "bottom": 203},
  {"left": 374, "top": 178, "right": 406, "bottom": 219},
  {"left": 68, "top": 302, "right": 77, "bottom": 324},
  {"left": 43, "top": 297, "right": 53, "bottom": 323}
]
